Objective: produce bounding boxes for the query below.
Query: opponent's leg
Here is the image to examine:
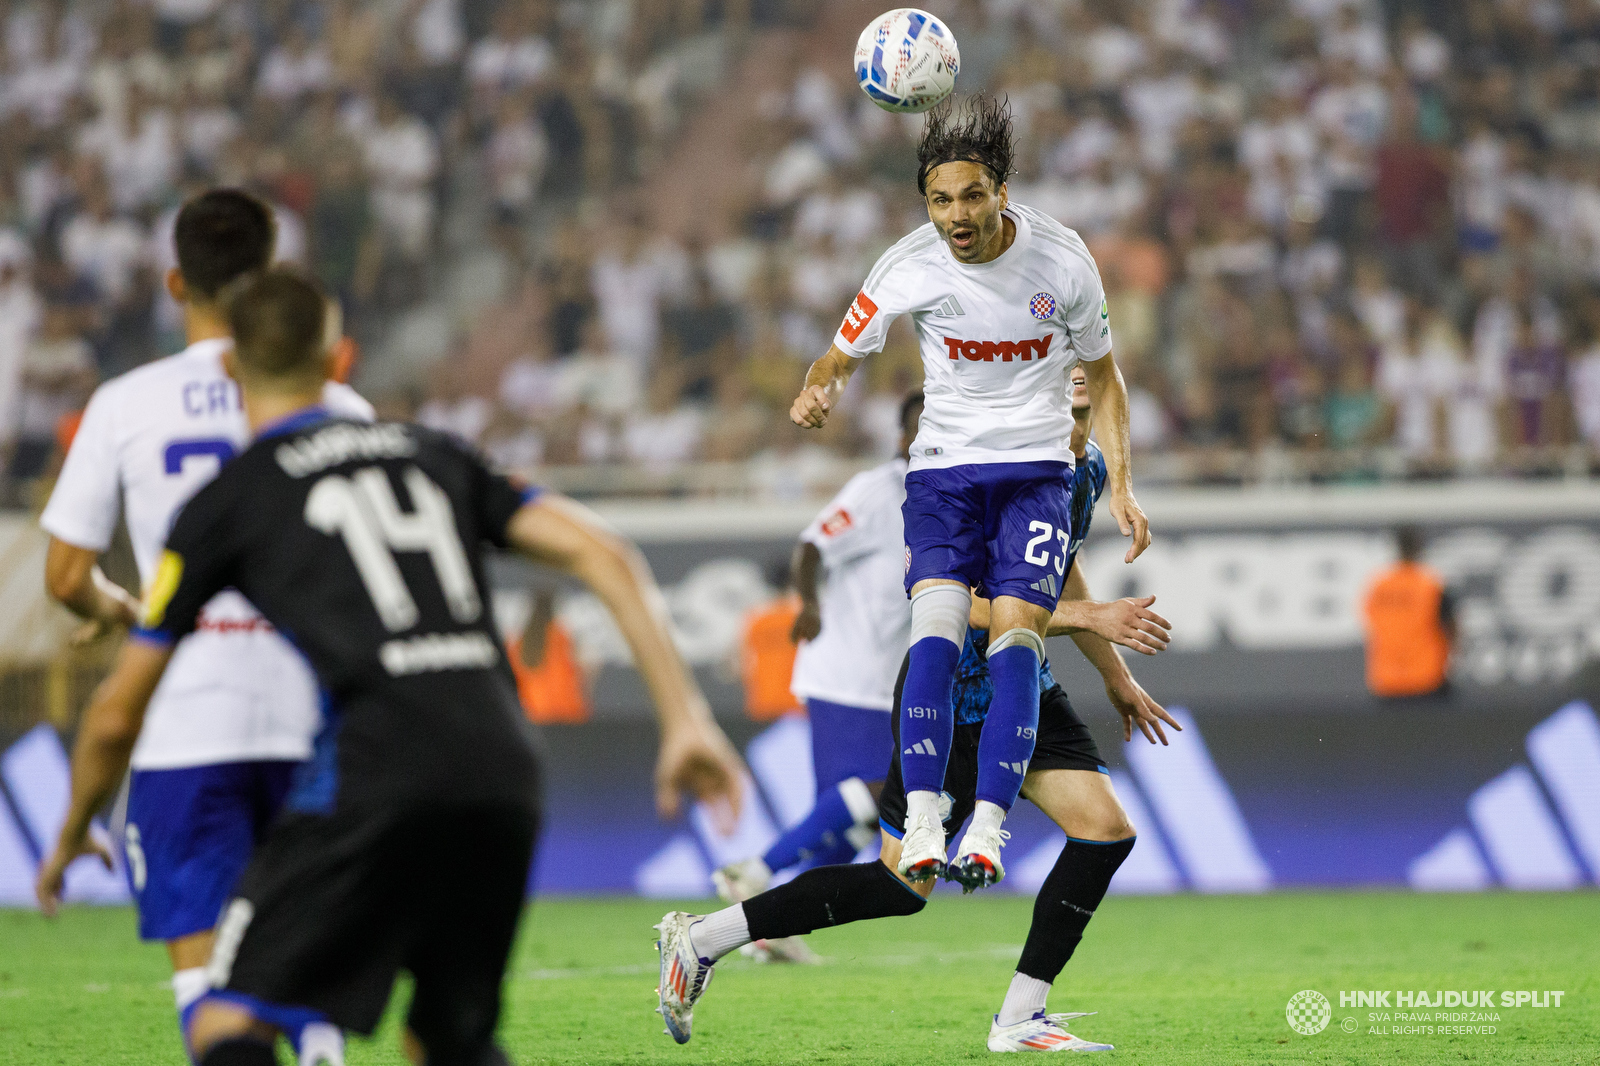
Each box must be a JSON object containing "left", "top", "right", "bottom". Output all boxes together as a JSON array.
[
  {"left": 897, "top": 580, "right": 970, "bottom": 880},
  {"left": 950, "top": 598, "right": 1050, "bottom": 892},
  {"left": 657, "top": 833, "right": 932, "bottom": 1044},
  {"left": 987, "top": 769, "right": 1133, "bottom": 1052}
]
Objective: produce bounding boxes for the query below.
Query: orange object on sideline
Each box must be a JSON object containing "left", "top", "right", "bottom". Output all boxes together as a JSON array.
[
  {"left": 507, "top": 622, "right": 590, "bottom": 724},
  {"left": 1363, "top": 562, "right": 1451, "bottom": 697},
  {"left": 56, "top": 409, "right": 84, "bottom": 454},
  {"left": 741, "top": 596, "right": 802, "bottom": 721}
]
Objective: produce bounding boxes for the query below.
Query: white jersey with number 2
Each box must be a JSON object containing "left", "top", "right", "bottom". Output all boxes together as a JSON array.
[
  {"left": 788, "top": 457, "right": 911, "bottom": 712},
  {"left": 833, "top": 204, "right": 1113, "bottom": 472},
  {"left": 40, "top": 339, "right": 375, "bottom": 770}
]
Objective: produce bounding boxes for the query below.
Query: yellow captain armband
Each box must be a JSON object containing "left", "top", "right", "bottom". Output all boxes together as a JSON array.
[{"left": 141, "top": 550, "right": 185, "bottom": 628}]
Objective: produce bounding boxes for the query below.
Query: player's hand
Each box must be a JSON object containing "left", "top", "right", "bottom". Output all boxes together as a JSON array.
[
  {"left": 72, "top": 583, "right": 141, "bottom": 646},
  {"left": 35, "top": 830, "right": 113, "bottom": 917},
  {"left": 1082, "top": 596, "right": 1169, "bottom": 655},
  {"left": 656, "top": 719, "right": 746, "bottom": 835},
  {"left": 1105, "top": 673, "right": 1182, "bottom": 746},
  {"left": 1108, "top": 491, "right": 1152, "bottom": 563},
  {"left": 790, "top": 602, "right": 821, "bottom": 643},
  {"left": 789, "top": 384, "right": 832, "bottom": 429}
]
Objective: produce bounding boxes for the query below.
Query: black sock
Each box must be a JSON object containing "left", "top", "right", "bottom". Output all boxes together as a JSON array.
[
  {"left": 1016, "top": 836, "right": 1135, "bottom": 983},
  {"left": 743, "top": 861, "right": 926, "bottom": 941},
  {"left": 199, "top": 1038, "right": 278, "bottom": 1066}
]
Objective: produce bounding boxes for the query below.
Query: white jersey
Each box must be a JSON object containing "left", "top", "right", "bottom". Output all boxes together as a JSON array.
[
  {"left": 789, "top": 458, "right": 911, "bottom": 712},
  {"left": 833, "top": 204, "right": 1113, "bottom": 472},
  {"left": 40, "top": 339, "right": 375, "bottom": 770}
]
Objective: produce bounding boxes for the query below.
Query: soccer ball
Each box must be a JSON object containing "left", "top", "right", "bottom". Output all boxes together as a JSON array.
[{"left": 854, "top": 8, "right": 960, "bottom": 114}]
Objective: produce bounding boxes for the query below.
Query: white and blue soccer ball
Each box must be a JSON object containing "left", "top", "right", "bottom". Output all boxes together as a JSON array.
[{"left": 854, "top": 8, "right": 959, "bottom": 114}]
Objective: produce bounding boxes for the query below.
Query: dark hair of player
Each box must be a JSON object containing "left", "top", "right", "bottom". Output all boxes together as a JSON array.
[
  {"left": 174, "top": 189, "right": 276, "bottom": 301},
  {"left": 224, "top": 267, "right": 327, "bottom": 385},
  {"left": 916, "top": 96, "right": 1014, "bottom": 196},
  {"left": 899, "top": 390, "right": 925, "bottom": 437}
]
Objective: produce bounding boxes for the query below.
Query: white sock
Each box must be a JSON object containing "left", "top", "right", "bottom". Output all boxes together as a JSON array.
[
  {"left": 970, "top": 799, "right": 1007, "bottom": 838},
  {"left": 688, "top": 905, "right": 750, "bottom": 962},
  {"left": 998, "top": 972, "right": 1051, "bottom": 1026},
  {"left": 172, "top": 967, "right": 208, "bottom": 1014},
  {"left": 298, "top": 1021, "right": 345, "bottom": 1066},
  {"left": 906, "top": 789, "right": 941, "bottom": 825}
]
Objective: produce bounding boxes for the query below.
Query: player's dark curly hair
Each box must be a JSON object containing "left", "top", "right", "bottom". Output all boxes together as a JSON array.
[{"left": 916, "top": 95, "right": 1014, "bottom": 196}]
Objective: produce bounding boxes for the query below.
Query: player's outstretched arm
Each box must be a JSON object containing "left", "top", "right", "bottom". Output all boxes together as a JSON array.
[
  {"left": 1080, "top": 352, "right": 1151, "bottom": 562},
  {"left": 44, "top": 537, "right": 141, "bottom": 645},
  {"left": 790, "top": 541, "right": 823, "bottom": 642},
  {"left": 1058, "top": 564, "right": 1180, "bottom": 746},
  {"left": 503, "top": 494, "right": 746, "bottom": 828},
  {"left": 790, "top": 345, "right": 860, "bottom": 429},
  {"left": 36, "top": 639, "right": 173, "bottom": 915}
]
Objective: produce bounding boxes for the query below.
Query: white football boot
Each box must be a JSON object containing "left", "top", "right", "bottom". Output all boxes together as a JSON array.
[
  {"left": 895, "top": 811, "right": 948, "bottom": 882},
  {"left": 948, "top": 824, "right": 1010, "bottom": 892},
  {"left": 712, "top": 857, "right": 772, "bottom": 903},
  {"left": 987, "top": 1012, "right": 1113, "bottom": 1052},
  {"left": 654, "top": 912, "right": 714, "bottom": 1044}
]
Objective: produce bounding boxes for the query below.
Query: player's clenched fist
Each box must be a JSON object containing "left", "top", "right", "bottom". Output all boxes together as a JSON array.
[{"left": 790, "top": 384, "right": 833, "bottom": 428}]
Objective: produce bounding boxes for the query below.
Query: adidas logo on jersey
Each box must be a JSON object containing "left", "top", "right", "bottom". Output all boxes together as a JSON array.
[
  {"left": 904, "top": 739, "right": 938, "bottom": 757},
  {"left": 932, "top": 295, "right": 965, "bottom": 317},
  {"left": 942, "top": 336, "right": 1052, "bottom": 362},
  {"left": 1030, "top": 574, "right": 1059, "bottom": 598},
  {"left": 998, "top": 759, "right": 1030, "bottom": 775}
]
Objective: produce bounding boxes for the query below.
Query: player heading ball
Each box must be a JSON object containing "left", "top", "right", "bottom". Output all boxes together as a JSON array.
[{"left": 789, "top": 96, "right": 1150, "bottom": 891}]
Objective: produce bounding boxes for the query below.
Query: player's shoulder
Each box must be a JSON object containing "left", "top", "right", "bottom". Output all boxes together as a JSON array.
[
  {"left": 322, "top": 380, "right": 376, "bottom": 421},
  {"left": 863, "top": 223, "right": 943, "bottom": 289},
  {"left": 839, "top": 456, "right": 907, "bottom": 502},
  {"left": 91, "top": 344, "right": 215, "bottom": 406},
  {"left": 1011, "top": 203, "right": 1099, "bottom": 272}
]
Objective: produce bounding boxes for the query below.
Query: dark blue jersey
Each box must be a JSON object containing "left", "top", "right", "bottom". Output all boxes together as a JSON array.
[{"left": 949, "top": 441, "right": 1107, "bottom": 724}]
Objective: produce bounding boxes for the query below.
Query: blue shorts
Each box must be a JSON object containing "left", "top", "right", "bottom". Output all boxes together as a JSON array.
[
  {"left": 806, "top": 699, "right": 894, "bottom": 790},
  {"left": 903, "top": 461, "right": 1074, "bottom": 612},
  {"left": 124, "top": 761, "right": 296, "bottom": 941}
]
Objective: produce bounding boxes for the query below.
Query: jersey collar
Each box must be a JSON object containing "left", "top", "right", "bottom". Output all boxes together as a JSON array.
[
  {"left": 256, "top": 405, "right": 334, "bottom": 440},
  {"left": 939, "top": 206, "right": 1031, "bottom": 273}
]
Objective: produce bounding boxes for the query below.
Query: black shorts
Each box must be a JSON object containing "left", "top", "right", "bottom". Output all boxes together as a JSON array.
[
  {"left": 879, "top": 666, "right": 1105, "bottom": 843},
  {"left": 210, "top": 799, "right": 540, "bottom": 1057}
]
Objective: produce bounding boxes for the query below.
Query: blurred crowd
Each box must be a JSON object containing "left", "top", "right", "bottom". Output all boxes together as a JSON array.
[{"left": 8, "top": 0, "right": 1600, "bottom": 501}]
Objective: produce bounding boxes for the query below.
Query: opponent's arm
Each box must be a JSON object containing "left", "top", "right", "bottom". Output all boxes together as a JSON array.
[
  {"left": 44, "top": 537, "right": 141, "bottom": 643},
  {"left": 1080, "top": 352, "right": 1152, "bottom": 562},
  {"left": 969, "top": 583, "right": 1169, "bottom": 654},
  {"left": 790, "top": 540, "right": 822, "bottom": 642},
  {"left": 1060, "top": 564, "right": 1180, "bottom": 745},
  {"left": 37, "top": 640, "right": 172, "bottom": 915},
  {"left": 504, "top": 495, "right": 745, "bottom": 825},
  {"left": 790, "top": 345, "right": 860, "bottom": 429}
]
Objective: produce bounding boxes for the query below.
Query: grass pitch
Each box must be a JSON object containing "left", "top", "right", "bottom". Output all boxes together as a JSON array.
[{"left": 2, "top": 891, "right": 1595, "bottom": 1064}]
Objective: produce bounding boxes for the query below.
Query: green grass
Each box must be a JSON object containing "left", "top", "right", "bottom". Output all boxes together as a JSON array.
[{"left": 2, "top": 892, "right": 1596, "bottom": 1064}]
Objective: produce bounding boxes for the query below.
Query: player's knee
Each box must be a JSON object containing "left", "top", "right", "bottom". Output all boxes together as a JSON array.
[
  {"left": 910, "top": 583, "right": 971, "bottom": 648},
  {"left": 989, "top": 627, "right": 1044, "bottom": 660},
  {"left": 877, "top": 855, "right": 935, "bottom": 904}
]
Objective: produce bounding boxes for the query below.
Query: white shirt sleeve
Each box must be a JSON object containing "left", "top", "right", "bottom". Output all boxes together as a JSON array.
[
  {"left": 799, "top": 473, "right": 879, "bottom": 567},
  {"left": 322, "top": 380, "right": 376, "bottom": 421},
  {"left": 1059, "top": 247, "right": 1114, "bottom": 362},
  {"left": 39, "top": 383, "right": 122, "bottom": 552},
  {"left": 832, "top": 240, "right": 924, "bottom": 357}
]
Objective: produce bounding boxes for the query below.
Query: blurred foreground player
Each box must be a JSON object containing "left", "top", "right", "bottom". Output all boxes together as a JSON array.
[
  {"left": 38, "top": 269, "right": 745, "bottom": 1066},
  {"left": 660, "top": 367, "right": 1179, "bottom": 1051},
  {"left": 712, "top": 394, "right": 923, "bottom": 941},
  {"left": 38, "top": 188, "right": 369, "bottom": 1064}
]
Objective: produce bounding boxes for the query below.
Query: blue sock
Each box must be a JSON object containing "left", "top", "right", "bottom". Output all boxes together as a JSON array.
[
  {"left": 899, "top": 635, "right": 960, "bottom": 795},
  {"left": 763, "top": 783, "right": 856, "bottom": 873},
  {"left": 975, "top": 643, "right": 1041, "bottom": 811}
]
